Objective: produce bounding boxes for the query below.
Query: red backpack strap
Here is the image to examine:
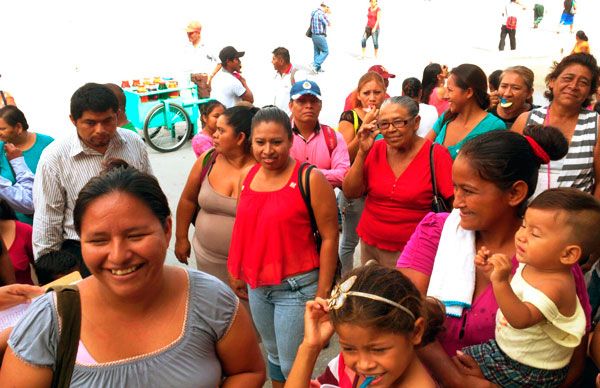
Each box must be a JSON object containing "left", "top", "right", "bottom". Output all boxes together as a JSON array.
[{"left": 321, "top": 124, "right": 337, "bottom": 157}]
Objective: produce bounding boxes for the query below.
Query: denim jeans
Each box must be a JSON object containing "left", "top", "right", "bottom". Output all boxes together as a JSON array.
[
  {"left": 361, "top": 28, "right": 380, "bottom": 49},
  {"left": 338, "top": 192, "right": 365, "bottom": 275},
  {"left": 311, "top": 34, "right": 329, "bottom": 70},
  {"left": 248, "top": 269, "right": 319, "bottom": 381}
]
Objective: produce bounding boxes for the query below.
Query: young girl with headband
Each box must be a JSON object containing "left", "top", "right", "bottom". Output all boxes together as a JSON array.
[{"left": 285, "top": 263, "right": 445, "bottom": 387}]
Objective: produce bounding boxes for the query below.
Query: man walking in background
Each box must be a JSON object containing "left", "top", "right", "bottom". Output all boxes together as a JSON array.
[{"left": 309, "top": 3, "right": 331, "bottom": 73}]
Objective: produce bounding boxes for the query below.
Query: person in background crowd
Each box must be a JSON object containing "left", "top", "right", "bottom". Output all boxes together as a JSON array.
[
  {"left": 286, "top": 264, "right": 444, "bottom": 387},
  {"left": 343, "top": 64, "right": 394, "bottom": 112},
  {"left": 228, "top": 107, "right": 338, "bottom": 387},
  {"left": 271, "top": 47, "right": 297, "bottom": 115},
  {"left": 190, "top": 100, "right": 225, "bottom": 157},
  {"left": 0, "top": 199, "right": 33, "bottom": 285},
  {"left": 572, "top": 30, "right": 590, "bottom": 54},
  {"left": 0, "top": 143, "right": 33, "bottom": 219},
  {"left": 0, "top": 105, "right": 53, "bottom": 223},
  {"left": 512, "top": 53, "right": 600, "bottom": 199},
  {"left": 34, "top": 249, "right": 80, "bottom": 285},
  {"left": 176, "top": 106, "right": 257, "bottom": 288},
  {"left": 498, "top": 0, "right": 520, "bottom": 51},
  {"left": 104, "top": 83, "right": 136, "bottom": 132},
  {"left": 343, "top": 96, "right": 453, "bottom": 268},
  {"left": 0, "top": 75, "right": 16, "bottom": 109},
  {"left": 489, "top": 66, "right": 535, "bottom": 129},
  {"left": 533, "top": 1, "right": 545, "bottom": 28},
  {"left": 402, "top": 77, "right": 439, "bottom": 137},
  {"left": 32, "top": 83, "right": 152, "bottom": 275},
  {"left": 289, "top": 80, "right": 349, "bottom": 189},
  {"left": 310, "top": 2, "right": 331, "bottom": 73},
  {"left": 211, "top": 46, "right": 254, "bottom": 108},
  {"left": 421, "top": 63, "right": 449, "bottom": 115},
  {"left": 2, "top": 161, "right": 265, "bottom": 386},
  {"left": 487, "top": 69, "right": 502, "bottom": 113},
  {"left": 0, "top": 239, "right": 15, "bottom": 286},
  {"left": 560, "top": 0, "right": 576, "bottom": 34},
  {"left": 337, "top": 72, "right": 387, "bottom": 274},
  {"left": 183, "top": 20, "right": 221, "bottom": 98},
  {"left": 361, "top": 0, "right": 381, "bottom": 59},
  {"left": 397, "top": 128, "right": 591, "bottom": 387},
  {"left": 426, "top": 63, "right": 506, "bottom": 159}
]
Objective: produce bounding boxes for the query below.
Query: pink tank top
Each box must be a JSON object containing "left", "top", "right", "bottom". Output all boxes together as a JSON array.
[
  {"left": 428, "top": 87, "right": 450, "bottom": 116},
  {"left": 228, "top": 161, "right": 320, "bottom": 288}
]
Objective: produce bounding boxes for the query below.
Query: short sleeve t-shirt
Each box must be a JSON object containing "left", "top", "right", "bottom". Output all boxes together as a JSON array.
[{"left": 210, "top": 70, "right": 247, "bottom": 108}]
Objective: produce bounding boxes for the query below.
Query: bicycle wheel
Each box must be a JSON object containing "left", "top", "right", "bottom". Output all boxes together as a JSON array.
[{"left": 143, "top": 103, "right": 192, "bottom": 152}]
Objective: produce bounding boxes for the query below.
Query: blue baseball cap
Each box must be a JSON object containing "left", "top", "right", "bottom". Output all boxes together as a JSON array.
[{"left": 290, "top": 80, "right": 322, "bottom": 100}]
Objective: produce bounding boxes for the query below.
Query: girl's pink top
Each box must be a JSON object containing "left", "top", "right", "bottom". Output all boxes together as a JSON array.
[
  {"left": 228, "top": 161, "right": 320, "bottom": 288},
  {"left": 8, "top": 221, "right": 34, "bottom": 285},
  {"left": 428, "top": 88, "right": 450, "bottom": 116},
  {"left": 191, "top": 133, "right": 214, "bottom": 157},
  {"left": 357, "top": 140, "right": 453, "bottom": 252},
  {"left": 397, "top": 212, "right": 592, "bottom": 355}
]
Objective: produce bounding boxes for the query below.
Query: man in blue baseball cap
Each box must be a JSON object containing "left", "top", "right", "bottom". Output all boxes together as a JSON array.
[{"left": 288, "top": 80, "right": 349, "bottom": 189}]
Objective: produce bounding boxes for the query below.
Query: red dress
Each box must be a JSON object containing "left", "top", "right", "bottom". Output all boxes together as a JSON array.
[
  {"left": 8, "top": 221, "right": 34, "bottom": 284},
  {"left": 356, "top": 140, "right": 453, "bottom": 252},
  {"left": 228, "top": 161, "right": 320, "bottom": 288}
]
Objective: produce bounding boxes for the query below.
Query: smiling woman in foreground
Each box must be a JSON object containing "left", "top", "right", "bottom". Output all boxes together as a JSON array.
[{"left": 0, "top": 160, "right": 265, "bottom": 387}]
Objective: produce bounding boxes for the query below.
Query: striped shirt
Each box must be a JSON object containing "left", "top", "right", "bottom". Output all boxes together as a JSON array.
[
  {"left": 527, "top": 107, "right": 598, "bottom": 196},
  {"left": 310, "top": 8, "right": 329, "bottom": 35},
  {"left": 32, "top": 128, "right": 153, "bottom": 259}
]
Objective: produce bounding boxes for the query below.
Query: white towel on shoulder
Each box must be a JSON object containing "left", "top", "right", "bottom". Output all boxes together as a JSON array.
[{"left": 426, "top": 209, "right": 476, "bottom": 318}]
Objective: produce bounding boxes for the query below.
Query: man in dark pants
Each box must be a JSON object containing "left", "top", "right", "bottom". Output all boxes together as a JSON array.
[{"left": 499, "top": 0, "right": 519, "bottom": 51}]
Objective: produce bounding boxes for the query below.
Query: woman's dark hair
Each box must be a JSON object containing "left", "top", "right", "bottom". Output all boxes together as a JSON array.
[
  {"left": 0, "top": 105, "right": 29, "bottom": 131},
  {"left": 221, "top": 105, "right": 259, "bottom": 153},
  {"left": 251, "top": 106, "right": 293, "bottom": 140},
  {"left": 529, "top": 188, "right": 600, "bottom": 259},
  {"left": 199, "top": 100, "right": 225, "bottom": 127},
  {"left": 576, "top": 30, "right": 588, "bottom": 41},
  {"left": 73, "top": 159, "right": 170, "bottom": 235},
  {"left": 459, "top": 125, "right": 568, "bottom": 214},
  {"left": 0, "top": 199, "right": 17, "bottom": 221},
  {"left": 330, "top": 263, "right": 445, "bottom": 347},
  {"left": 442, "top": 64, "right": 490, "bottom": 126},
  {"left": 421, "top": 63, "right": 443, "bottom": 104},
  {"left": 544, "top": 53, "right": 599, "bottom": 107},
  {"left": 402, "top": 77, "right": 422, "bottom": 100},
  {"left": 488, "top": 69, "right": 503, "bottom": 92}
]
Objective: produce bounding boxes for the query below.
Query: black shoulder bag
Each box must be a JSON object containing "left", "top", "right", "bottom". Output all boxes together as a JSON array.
[{"left": 429, "top": 144, "right": 451, "bottom": 213}]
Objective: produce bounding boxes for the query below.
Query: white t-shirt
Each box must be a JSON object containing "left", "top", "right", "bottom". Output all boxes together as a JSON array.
[
  {"left": 273, "top": 67, "right": 295, "bottom": 115},
  {"left": 210, "top": 70, "right": 247, "bottom": 108},
  {"left": 417, "top": 103, "right": 439, "bottom": 137}
]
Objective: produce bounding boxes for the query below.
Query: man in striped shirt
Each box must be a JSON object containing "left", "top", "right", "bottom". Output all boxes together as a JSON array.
[
  {"left": 310, "top": 3, "right": 331, "bottom": 73},
  {"left": 32, "top": 83, "right": 152, "bottom": 276}
]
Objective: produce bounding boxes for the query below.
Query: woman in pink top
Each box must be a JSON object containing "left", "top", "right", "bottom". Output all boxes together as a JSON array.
[
  {"left": 343, "top": 96, "right": 453, "bottom": 268},
  {"left": 228, "top": 107, "right": 338, "bottom": 387},
  {"left": 0, "top": 199, "right": 33, "bottom": 284},
  {"left": 397, "top": 127, "right": 592, "bottom": 387},
  {"left": 421, "top": 63, "right": 450, "bottom": 115}
]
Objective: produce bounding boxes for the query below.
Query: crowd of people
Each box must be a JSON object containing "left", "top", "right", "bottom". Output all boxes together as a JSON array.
[{"left": 0, "top": 2, "right": 599, "bottom": 386}]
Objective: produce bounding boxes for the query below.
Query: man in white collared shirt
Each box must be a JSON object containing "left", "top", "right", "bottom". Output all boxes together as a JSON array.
[
  {"left": 271, "top": 47, "right": 297, "bottom": 115},
  {"left": 32, "top": 83, "right": 152, "bottom": 275}
]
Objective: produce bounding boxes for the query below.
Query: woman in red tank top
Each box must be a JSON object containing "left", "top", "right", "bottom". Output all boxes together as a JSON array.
[
  {"left": 228, "top": 106, "right": 338, "bottom": 387},
  {"left": 361, "top": 0, "right": 381, "bottom": 58}
]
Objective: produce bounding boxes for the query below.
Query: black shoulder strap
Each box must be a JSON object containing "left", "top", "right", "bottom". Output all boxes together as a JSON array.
[
  {"left": 429, "top": 142, "right": 440, "bottom": 199},
  {"left": 48, "top": 285, "right": 81, "bottom": 388},
  {"left": 298, "top": 162, "right": 317, "bottom": 233},
  {"left": 0, "top": 91, "right": 6, "bottom": 106}
]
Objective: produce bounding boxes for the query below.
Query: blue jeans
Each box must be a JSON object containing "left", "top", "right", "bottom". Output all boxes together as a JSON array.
[
  {"left": 361, "top": 28, "right": 379, "bottom": 49},
  {"left": 338, "top": 192, "right": 365, "bottom": 275},
  {"left": 248, "top": 269, "right": 319, "bottom": 381},
  {"left": 311, "top": 35, "right": 329, "bottom": 70}
]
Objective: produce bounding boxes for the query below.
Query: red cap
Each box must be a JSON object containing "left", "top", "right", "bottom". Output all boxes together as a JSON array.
[{"left": 369, "top": 65, "right": 396, "bottom": 79}]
